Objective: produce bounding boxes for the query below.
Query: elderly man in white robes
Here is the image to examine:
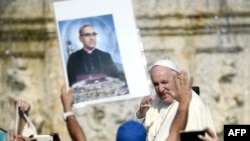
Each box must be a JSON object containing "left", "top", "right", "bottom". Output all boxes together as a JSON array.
[{"left": 131, "top": 58, "right": 216, "bottom": 141}]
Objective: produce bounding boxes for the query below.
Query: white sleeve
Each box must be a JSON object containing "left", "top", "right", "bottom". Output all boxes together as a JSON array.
[
  {"left": 185, "top": 93, "right": 216, "bottom": 135},
  {"left": 21, "top": 113, "right": 37, "bottom": 137},
  {"left": 22, "top": 123, "right": 37, "bottom": 137},
  {"left": 128, "top": 112, "right": 145, "bottom": 123}
]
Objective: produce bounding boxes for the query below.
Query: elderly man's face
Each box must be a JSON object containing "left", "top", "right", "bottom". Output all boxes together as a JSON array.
[
  {"left": 79, "top": 26, "right": 97, "bottom": 50},
  {"left": 150, "top": 66, "right": 177, "bottom": 104}
]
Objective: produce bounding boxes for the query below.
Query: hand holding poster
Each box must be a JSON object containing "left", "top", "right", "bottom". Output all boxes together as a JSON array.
[{"left": 51, "top": 0, "right": 152, "bottom": 108}]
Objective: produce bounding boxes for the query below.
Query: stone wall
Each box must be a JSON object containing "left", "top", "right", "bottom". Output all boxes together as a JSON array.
[{"left": 0, "top": 0, "right": 250, "bottom": 141}]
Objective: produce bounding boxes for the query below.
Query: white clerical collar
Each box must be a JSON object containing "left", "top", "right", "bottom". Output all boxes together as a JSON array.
[{"left": 83, "top": 47, "right": 96, "bottom": 54}]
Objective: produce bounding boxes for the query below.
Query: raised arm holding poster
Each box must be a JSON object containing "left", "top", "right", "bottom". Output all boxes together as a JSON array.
[{"left": 51, "top": 0, "right": 152, "bottom": 107}]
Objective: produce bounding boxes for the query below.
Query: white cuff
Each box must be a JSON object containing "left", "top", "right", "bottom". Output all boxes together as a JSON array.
[
  {"left": 63, "top": 111, "right": 75, "bottom": 121},
  {"left": 132, "top": 112, "right": 145, "bottom": 123}
]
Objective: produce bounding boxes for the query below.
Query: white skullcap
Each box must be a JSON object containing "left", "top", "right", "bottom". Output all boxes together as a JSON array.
[{"left": 150, "top": 59, "right": 179, "bottom": 73}]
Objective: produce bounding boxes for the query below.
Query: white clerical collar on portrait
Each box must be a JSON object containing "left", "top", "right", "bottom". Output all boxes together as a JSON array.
[{"left": 83, "top": 47, "right": 96, "bottom": 54}]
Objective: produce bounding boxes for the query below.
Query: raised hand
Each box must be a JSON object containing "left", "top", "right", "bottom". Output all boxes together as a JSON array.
[
  {"left": 60, "top": 84, "right": 74, "bottom": 112},
  {"left": 136, "top": 95, "right": 155, "bottom": 119},
  {"left": 199, "top": 127, "right": 219, "bottom": 141},
  {"left": 14, "top": 99, "right": 30, "bottom": 115},
  {"left": 15, "top": 135, "right": 32, "bottom": 141},
  {"left": 171, "top": 70, "right": 193, "bottom": 104},
  {"left": 165, "top": 70, "right": 193, "bottom": 141}
]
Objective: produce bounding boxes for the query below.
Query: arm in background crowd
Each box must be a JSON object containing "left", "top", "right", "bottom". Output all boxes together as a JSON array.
[
  {"left": 166, "top": 70, "right": 193, "bottom": 141},
  {"left": 199, "top": 127, "right": 220, "bottom": 141},
  {"left": 13, "top": 99, "right": 31, "bottom": 135},
  {"left": 60, "top": 84, "right": 87, "bottom": 141},
  {"left": 3, "top": 132, "right": 31, "bottom": 141},
  {"left": 15, "top": 135, "right": 31, "bottom": 141}
]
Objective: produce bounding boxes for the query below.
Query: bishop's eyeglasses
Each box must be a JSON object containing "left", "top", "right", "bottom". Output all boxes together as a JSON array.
[{"left": 80, "top": 32, "right": 98, "bottom": 37}]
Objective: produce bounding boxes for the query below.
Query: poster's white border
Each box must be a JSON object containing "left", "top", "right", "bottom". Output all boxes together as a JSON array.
[{"left": 51, "top": 0, "right": 152, "bottom": 107}]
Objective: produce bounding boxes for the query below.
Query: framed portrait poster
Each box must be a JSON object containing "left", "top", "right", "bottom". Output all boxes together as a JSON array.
[{"left": 51, "top": 0, "right": 152, "bottom": 108}]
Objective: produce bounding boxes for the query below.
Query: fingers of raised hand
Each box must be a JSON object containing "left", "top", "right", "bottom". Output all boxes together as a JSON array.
[
  {"left": 61, "top": 84, "right": 67, "bottom": 95},
  {"left": 141, "top": 96, "right": 154, "bottom": 105},
  {"left": 61, "top": 84, "right": 72, "bottom": 97},
  {"left": 198, "top": 134, "right": 207, "bottom": 141},
  {"left": 175, "top": 70, "right": 193, "bottom": 88},
  {"left": 140, "top": 96, "right": 154, "bottom": 111},
  {"left": 189, "top": 76, "right": 194, "bottom": 88},
  {"left": 204, "top": 127, "right": 216, "bottom": 138},
  {"left": 179, "top": 70, "right": 188, "bottom": 86},
  {"left": 181, "top": 70, "right": 188, "bottom": 86},
  {"left": 174, "top": 71, "right": 185, "bottom": 91},
  {"left": 174, "top": 70, "right": 193, "bottom": 102},
  {"left": 14, "top": 100, "right": 30, "bottom": 112}
]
